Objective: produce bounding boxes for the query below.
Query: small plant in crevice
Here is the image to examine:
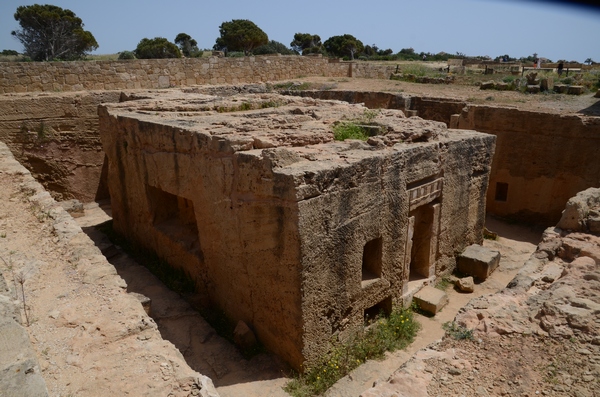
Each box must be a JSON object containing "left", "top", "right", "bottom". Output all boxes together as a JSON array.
[
  {"left": 442, "top": 321, "right": 473, "bottom": 340},
  {"left": 332, "top": 121, "right": 369, "bottom": 141},
  {"left": 332, "top": 109, "right": 381, "bottom": 142},
  {"left": 284, "top": 307, "right": 419, "bottom": 397}
]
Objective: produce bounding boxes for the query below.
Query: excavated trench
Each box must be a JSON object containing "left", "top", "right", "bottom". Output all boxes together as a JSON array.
[{"left": 1, "top": 86, "right": 598, "bottom": 396}]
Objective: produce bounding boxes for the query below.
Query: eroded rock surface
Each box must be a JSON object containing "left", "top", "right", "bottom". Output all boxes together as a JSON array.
[{"left": 0, "top": 142, "right": 219, "bottom": 397}]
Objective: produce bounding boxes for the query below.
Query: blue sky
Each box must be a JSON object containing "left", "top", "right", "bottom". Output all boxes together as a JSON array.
[{"left": 1, "top": 0, "right": 599, "bottom": 62}]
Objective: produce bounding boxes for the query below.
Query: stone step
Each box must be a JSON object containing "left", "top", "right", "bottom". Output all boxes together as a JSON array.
[{"left": 413, "top": 286, "right": 448, "bottom": 315}]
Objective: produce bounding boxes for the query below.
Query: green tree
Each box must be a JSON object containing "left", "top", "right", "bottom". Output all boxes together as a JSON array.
[
  {"left": 175, "top": 33, "right": 202, "bottom": 58},
  {"left": 134, "top": 37, "right": 181, "bottom": 59},
  {"left": 214, "top": 19, "right": 268, "bottom": 55},
  {"left": 323, "top": 34, "right": 364, "bottom": 60},
  {"left": 290, "top": 33, "right": 322, "bottom": 55},
  {"left": 585, "top": 58, "right": 594, "bottom": 65},
  {"left": 253, "top": 40, "right": 295, "bottom": 55},
  {"left": 11, "top": 4, "right": 98, "bottom": 61}
]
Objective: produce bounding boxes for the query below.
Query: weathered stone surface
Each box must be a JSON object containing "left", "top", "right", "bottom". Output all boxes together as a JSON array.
[
  {"left": 413, "top": 286, "right": 449, "bottom": 315},
  {"left": 557, "top": 187, "right": 600, "bottom": 235},
  {"left": 456, "top": 276, "right": 475, "bottom": 292},
  {"left": 458, "top": 244, "right": 500, "bottom": 280},
  {"left": 0, "top": 318, "right": 48, "bottom": 397},
  {"left": 479, "top": 81, "right": 495, "bottom": 90},
  {"left": 567, "top": 85, "right": 584, "bottom": 95},
  {"left": 99, "top": 90, "right": 495, "bottom": 369}
]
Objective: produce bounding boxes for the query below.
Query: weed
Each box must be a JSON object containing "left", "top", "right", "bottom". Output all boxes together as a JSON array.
[
  {"left": 483, "top": 227, "right": 498, "bottom": 240},
  {"left": 0, "top": 232, "right": 6, "bottom": 238},
  {"left": 332, "top": 122, "right": 369, "bottom": 141},
  {"left": 260, "top": 100, "right": 282, "bottom": 109},
  {"left": 332, "top": 109, "right": 381, "bottom": 141},
  {"left": 285, "top": 307, "right": 419, "bottom": 396},
  {"left": 15, "top": 271, "right": 30, "bottom": 326},
  {"left": 238, "top": 102, "right": 252, "bottom": 111},
  {"left": 442, "top": 321, "right": 473, "bottom": 340},
  {"left": 435, "top": 277, "right": 452, "bottom": 291}
]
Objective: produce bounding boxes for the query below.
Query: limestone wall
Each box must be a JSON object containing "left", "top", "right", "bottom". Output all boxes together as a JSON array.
[
  {"left": 0, "top": 91, "right": 120, "bottom": 201},
  {"left": 456, "top": 106, "right": 600, "bottom": 224},
  {"left": 0, "top": 56, "right": 370, "bottom": 94}
]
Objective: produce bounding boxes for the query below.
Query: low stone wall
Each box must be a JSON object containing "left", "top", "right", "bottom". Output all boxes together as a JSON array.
[{"left": 0, "top": 56, "right": 396, "bottom": 94}]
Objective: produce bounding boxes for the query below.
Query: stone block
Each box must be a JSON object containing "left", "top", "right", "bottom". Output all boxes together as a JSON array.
[
  {"left": 456, "top": 276, "right": 474, "bottom": 293},
  {"left": 233, "top": 320, "right": 257, "bottom": 351},
  {"left": 413, "top": 286, "right": 448, "bottom": 315},
  {"left": 554, "top": 84, "right": 568, "bottom": 93},
  {"left": 567, "top": 85, "right": 584, "bottom": 95},
  {"left": 479, "top": 81, "right": 495, "bottom": 90},
  {"left": 526, "top": 85, "right": 540, "bottom": 94},
  {"left": 458, "top": 244, "right": 500, "bottom": 280}
]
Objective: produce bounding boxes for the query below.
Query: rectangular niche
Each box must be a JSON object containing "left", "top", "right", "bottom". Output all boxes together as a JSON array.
[
  {"left": 147, "top": 185, "right": 201, "bottom": 255},
  {"left": 364, "top": 296, "right": 392, "bottom": 323},
  {"left": 495, "top": 182, "right": 508, "bottom": 202},
  {"left": 362, "top": 237, "right": 383, "bottom": 283}
]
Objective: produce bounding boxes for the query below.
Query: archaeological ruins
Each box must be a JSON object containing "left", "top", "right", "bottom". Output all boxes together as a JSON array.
[
  {"left": 98, "top": 90, "right": 494, "bottom": 368},
  {"left": 0, "top": 55, "right": 599, "bottom": 395}
]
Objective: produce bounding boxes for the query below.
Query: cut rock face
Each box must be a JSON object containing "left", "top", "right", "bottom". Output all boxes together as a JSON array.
[{"left": 99, "top": 89, "right": 495, "bottom": 370}]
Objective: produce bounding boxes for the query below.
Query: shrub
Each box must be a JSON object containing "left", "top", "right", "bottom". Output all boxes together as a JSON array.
[
  {"left": 134, "top": 37, "right": 181, "bottom": 59},
  {"left": 285, "top": 307, "right": 419, "bottom": 397},
  {"left": 442, "top": 321, "right": 474, "bottom": 340},
  {"left": 333, "top": 122, "right": 369, "bottom": 141},
  {"left": 118, "top": 51, "right": 136, "bottom": 60}
]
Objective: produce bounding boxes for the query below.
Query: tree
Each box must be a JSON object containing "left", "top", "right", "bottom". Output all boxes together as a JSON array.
[
  {"left": 175, "top": 33, "right": 202, "bottom": 58},
  {"left": 584, "top": 58, "right": 594, "bottom": 65},
  {"left": 11, "top": 4, "right": 98, "bottom": 61},
  {"left": 253, "top": 40, "right": 295, "bottom": 55},
  {"left": 134, "top": 37, "right": 181, "bottom": 59},
  {"left": 323, "top": 34, "right": 364, "bottom": 60},
  {"left": 290, "top": 33, "right": 322, "bottom": 55},
  {"left": 214, "top": 19, "right": 268, "bottom": 55}
]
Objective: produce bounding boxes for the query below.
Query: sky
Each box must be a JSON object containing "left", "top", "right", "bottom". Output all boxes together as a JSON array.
[{"left": 1, "top": 0, "right": 599, "bottom": 62}]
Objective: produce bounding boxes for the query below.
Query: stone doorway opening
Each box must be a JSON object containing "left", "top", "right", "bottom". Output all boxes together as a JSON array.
[{"left": 405, "top": 198, "right": 441, "bottom": 297}]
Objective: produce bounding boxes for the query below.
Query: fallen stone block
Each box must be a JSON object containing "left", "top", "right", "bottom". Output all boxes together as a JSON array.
[
  {"left": 413, "top": 286, "right": 448, "bottom": 315},
  {"left": 567, "top": 85, "right": 584, "bottom": 95},
  {"left": 456, "top": 276, "right": 474, "bottom": 293},
  {"left": 479, "top": 81, "right": 495, "bottom": 90},
  {"left": 526, "top": 85, "right": 540, "bottom": 94},
  {"left": 458, "top": 244, "right": 500, "bottom": 280}
]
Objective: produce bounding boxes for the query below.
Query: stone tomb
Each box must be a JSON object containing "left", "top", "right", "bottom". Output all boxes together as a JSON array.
[{"left": 99, "top": 90, "right": 495, "bottom": 370}]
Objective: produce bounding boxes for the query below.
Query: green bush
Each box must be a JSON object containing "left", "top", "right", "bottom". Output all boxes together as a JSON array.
[
  {"left": 285, "top": 307, "right": 419, "bottom": 397},
  {"left": 333, "top": 122, "right": 369, "bottom": 141},
  {"left": 134, "top": 37, "right": 181, "bottom": 59},
  {"left": 118, "top": 51, "right": 136, "bottom": 60}
]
